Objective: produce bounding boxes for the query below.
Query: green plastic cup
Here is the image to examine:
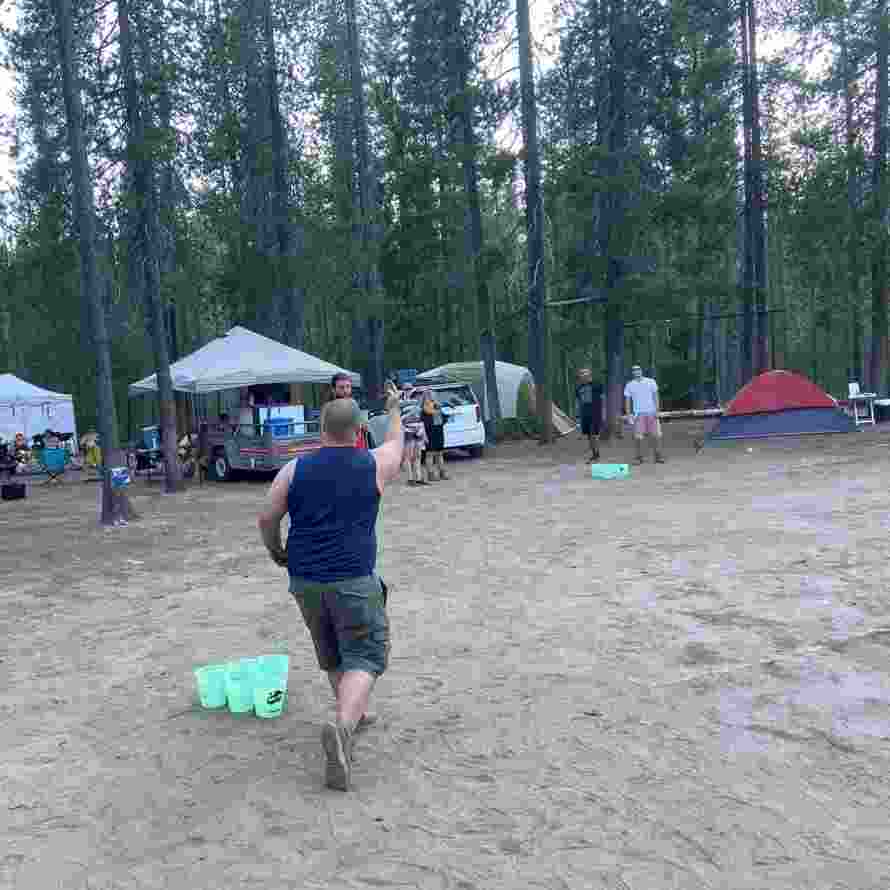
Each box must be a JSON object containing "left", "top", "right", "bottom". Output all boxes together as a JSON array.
[
  {"left": 194, "top": 665, "right": 228, "bottom": 708},
  {"left": 225, "top": 670, "right": 253, "bottom": 714},
  {"left": 253, "top": 682, "right": 286, "bottom": 718},
  {"left": 590, "top": 463, "right": 629, "bottom": 480},
  {"left": 238, "top": 657, "right": 260, "bottom": 697},
  {"left": 238, "top": 657, "right": 259, "bottom": 679},
  {"left": 257, "top": 654, "right": 289, "bottom": 680}
]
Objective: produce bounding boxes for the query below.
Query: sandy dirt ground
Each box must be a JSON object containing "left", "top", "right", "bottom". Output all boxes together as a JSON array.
[{"left": 2, "top": 421, "right": 889, "bottom": 890}]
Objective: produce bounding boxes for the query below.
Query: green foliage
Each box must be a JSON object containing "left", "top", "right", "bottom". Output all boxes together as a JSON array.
[{"left": 3, "top": 0, "right": 890, "bottom": 441}]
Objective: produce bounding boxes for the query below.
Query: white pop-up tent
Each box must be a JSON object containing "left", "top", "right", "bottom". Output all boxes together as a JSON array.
[
  {"left": 0, "top": 374, "right": 79, "bottom": 447},
  {"left": 128, "top": 326, "right": 361, "bottom": 395},
  {"left": 416, "top": 360, "right": 534, "bottom": 419}
]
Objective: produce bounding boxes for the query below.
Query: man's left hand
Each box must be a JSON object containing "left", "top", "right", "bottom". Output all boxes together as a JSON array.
[{"left": 269, "top": 546, "right": 288, "bottom": 567}]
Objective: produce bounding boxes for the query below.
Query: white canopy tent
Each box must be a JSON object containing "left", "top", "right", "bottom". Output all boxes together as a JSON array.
[
  {"left": 0, "top": 374, "right": 79, "bottom": 448},
  {"left": 416, "top": 361, "right": 534, "bottom": 419},
  {"left": 128, "top": 326, "right": 361, "bottom": 395}
]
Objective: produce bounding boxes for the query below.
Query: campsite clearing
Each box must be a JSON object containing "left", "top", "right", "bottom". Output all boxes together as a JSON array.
[{"left": 1, "top": 421, "right": 889, "bottom": 889}]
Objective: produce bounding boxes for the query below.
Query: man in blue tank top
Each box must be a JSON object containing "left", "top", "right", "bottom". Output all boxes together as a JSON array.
[{"left": 257, "top": 383, "right": 403, "bottom": 791}]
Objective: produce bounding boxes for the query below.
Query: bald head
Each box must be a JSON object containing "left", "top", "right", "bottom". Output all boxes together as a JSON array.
[{"left": 322, "top": 398, "right": 362, "bottom": 444}]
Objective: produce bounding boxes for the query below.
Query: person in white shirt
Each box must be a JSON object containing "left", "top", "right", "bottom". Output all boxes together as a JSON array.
[
  {"left": 238, "top": 390, "right": 256, "bottom": 434},
  {"left": 623, "top": 364, "right": 665, "bottom": 465}
]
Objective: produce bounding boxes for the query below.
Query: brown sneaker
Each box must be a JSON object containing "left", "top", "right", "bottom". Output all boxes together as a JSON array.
[{"left": 321, "top": 722, "right": 352, "bottom": 791}]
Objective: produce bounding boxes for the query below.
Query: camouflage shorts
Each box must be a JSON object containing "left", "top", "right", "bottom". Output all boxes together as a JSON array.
[{"left": 289, "top": 575, "right": 390, "bottom": 676}]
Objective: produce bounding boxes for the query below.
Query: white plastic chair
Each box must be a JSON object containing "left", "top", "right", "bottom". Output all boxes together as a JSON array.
[{"left": 847, "top": 381, "right": 876, "bottom": 425}]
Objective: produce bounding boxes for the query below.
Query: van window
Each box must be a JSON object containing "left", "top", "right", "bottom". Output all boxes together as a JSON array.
[{"left": 431, "top": 385, "right": 476, "bottom": 407}]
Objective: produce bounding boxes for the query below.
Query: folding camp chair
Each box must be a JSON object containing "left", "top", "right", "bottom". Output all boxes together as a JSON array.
[
  {"left": 847, "top": 381, "right": 876, "bottom": 426},
  {"left": 0, "top": 442, "right": 16, "bottom": 480},
  {"left": 39, "top": 447, "right": 69, "bottom": 483}
]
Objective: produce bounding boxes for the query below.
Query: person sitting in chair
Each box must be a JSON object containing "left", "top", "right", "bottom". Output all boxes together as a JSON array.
[{"left": 13, "top": 432, "right": 30, "bottom": 463}]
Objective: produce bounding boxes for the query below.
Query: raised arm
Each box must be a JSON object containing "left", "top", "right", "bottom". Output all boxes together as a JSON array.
[{"left": 372, "top": 383, "right": 404, "bottom": 493}]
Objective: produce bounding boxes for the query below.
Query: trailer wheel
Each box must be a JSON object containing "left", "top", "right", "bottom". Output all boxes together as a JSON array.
[{"left": 208, "top": 453, "right": 232, "bottom": 482}]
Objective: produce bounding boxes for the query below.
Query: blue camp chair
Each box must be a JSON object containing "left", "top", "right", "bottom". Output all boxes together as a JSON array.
[{"left": 39, "top": 447, "right": 69, "bottom": 483}]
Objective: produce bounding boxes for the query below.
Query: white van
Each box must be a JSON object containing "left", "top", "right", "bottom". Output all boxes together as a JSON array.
[
  {"left": 369, "top": 383, "right": 486, "bottom": 456},
  {"left": 426, "top": 383, "right": 486, "bottom": 456}
]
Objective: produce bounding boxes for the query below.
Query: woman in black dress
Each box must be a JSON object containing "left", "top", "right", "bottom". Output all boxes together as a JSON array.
[{"left": 420, "top": 391, "right": 449, "bottom": 481}]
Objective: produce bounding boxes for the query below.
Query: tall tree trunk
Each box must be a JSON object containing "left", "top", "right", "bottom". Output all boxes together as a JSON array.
[
  {"left": 344, "top": 0, "right": 384, "bottom": 398},
  {"left": 326, "top": 0, "right": 355, "bottom": 235},
  {"left": 264, "top": 0, "right": 305, "bottom": 349},
  {"left": 695, "top": 290, "right": 707, "bottom": 409},
  {"left": 53, "top": 0, "right": 132, "bottom": 524},
  {"left": 739, "top": 0, "right": 755, "bottom": 382},
  {"left": 870, "top": 0, "right": 889, "bottom": 393},
  {"left": 240, "top": 0, "right": 275, "bottom": 335},
  {"left": 604, "top": 284, "right": 625, "bottom": 434},
  {"left": 517, "top": 0, "right": 550, "bottom": 442},
  {"left": 842, "top": 15, "right": 863, "bottom": 382},
  {"left": 445, "top": 0, "right": 501, "bottom": 437},
  {"left": 601, "top": 0, "right": 628, "bottom": 438},
  {"left": 746, "top": 0, "right": 768, "bottom": 373},
  {"left": 212, "top": 0, "right": 242, "bottom": 195},
  {"left": 153, "top": 0, "right": 185, "bottom": 430},
  {"left": 120, "top": 0, "right": 182, "bottom": 492}
]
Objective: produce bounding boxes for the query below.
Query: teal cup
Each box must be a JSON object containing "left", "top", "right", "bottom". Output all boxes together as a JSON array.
[
  {"left": 253, "top": 682, "right": 286, "bottom": 718},
  {"left": 194, "top": 664, "right": 228, "bottom": 709},
  {"left": 239, "top": 657, "right": 259, "bottom": 677},
  {"left": 238, "top": 656, "right": 260, "bottom": 698},
  {"left": 590, "top": 463, "right": 629, "bottom": 480},
  {"left": 257, "top": 655, "right": 289, "bottom": 679},
  {"left": 225, "top": 670, "right": 254, "bottom": 714}
]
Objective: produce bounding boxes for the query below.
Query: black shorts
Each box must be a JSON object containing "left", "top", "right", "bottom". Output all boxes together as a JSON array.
[{"left": 580, "top": 403, "right": 601, "bottom": 437}]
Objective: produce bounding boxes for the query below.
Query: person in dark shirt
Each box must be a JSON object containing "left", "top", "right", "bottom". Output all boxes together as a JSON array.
[
  {"left": 420, "top": 389, "right": 449, "bottom": 481},
  {"left": 575, "top": 367, "right": 603, "bottom": 462},
  {"left": 257, "top": 383, "right": 402, "bottom": 791}
]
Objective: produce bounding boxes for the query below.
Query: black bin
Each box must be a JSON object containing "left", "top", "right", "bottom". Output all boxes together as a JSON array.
[{"left": 1, "top": 482, "right": 26, "bottom": 501}]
